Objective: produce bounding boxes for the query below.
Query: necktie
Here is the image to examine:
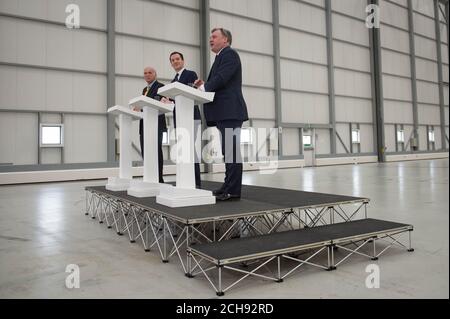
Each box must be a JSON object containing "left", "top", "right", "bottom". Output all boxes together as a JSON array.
[
  {"left": 174, "top": 73, "right": 179, "bottom": 82},
  {"left": 144, "top": 85, "right": 150, "bottom": 96}
]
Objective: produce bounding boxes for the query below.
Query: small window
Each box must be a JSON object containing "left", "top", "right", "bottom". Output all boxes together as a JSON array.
[
  {"left": 303, "top": 135, "right": 312, "bottom": 148},
  {"left": 352, "top": 129, "right": 361, "bottom": 144},
  {"left": 428, "top": 130, "right": 435, "bottom": 143},
  {"left": 240, "top": 128, "right": 252, "bottom": 144},
  {"left": 162, "top": 131, "right": 169, "bottom": 145},
  {"left": 40, "top": 124, "right": 64, "bottom": 147},
  {"left": 397, "top": 129, "right": 405, "bottom": 143}
]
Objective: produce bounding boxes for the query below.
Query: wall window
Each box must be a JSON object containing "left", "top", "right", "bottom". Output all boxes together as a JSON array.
[
  {"left": 240, "top": 128, "right": 253, "bottom": 144},
  {"left": 40, "top": 124, "right": 64, "bottom": 147},
  {"left": 397, "top": 129, "right": 405, "bottom": 143},
  {"left": 428, "top": 130, "right": 435, "bottom": 143},
  {"left": 162, "top": 131, "right": 169, "bottom": 145},
  {"left": 303, "top": 134, "right": 312, "bottom": 148},
  {"left": 352, "top": 129, "right": 361, "bottom": 144}
]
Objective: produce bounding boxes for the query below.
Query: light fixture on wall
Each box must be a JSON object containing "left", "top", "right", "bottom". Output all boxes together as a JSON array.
[{"left": 40, "top": 124, "right": 64, "bottom": 148}]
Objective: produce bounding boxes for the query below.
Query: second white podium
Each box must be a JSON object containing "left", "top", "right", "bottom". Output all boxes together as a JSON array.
[
  {"left": 156, "top": 82, "right": 216, "bottom": 207},
  {"left": 127, "top": 95, "right": 174, "bottom": 198}
]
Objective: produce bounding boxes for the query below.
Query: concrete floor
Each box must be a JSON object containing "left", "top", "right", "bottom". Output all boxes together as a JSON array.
[{"left": 0, "top": 159, "right": 448, "bottom": 299}]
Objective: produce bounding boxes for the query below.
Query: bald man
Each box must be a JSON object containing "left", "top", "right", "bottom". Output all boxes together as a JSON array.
[{"left": 137, "top": 67, "right": 167, "bottom": 183}]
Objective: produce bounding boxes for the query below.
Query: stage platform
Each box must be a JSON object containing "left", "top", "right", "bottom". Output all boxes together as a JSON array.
[
  {"left": 85, "top": 181, "right": 370, "bottom": 275},
  {"left": 86, "top": 181, "right": 369, "bottom": 224},
  {"left": 84, "top": 181, "right": 414, "bottom": 296}
]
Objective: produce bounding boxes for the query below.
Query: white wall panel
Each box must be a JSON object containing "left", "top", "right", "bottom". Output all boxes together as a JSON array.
[
  {"left": 332, "top": 14, "right": 369, "bottom": 47},
  {"left": 331, "top": 0, "right": 367, "bottom": 20},
  {"left": 415, "top": 58, "right": 438, "bottom": 82},
  {"left": 282, "top": 128, "right": 300, "bottom": 156},
  {"left": 444, "top": 86, "right": 449, "bottom": 106},
  {"left": 418, "top": 104, "right": 441, "bottom": 125},
  {"left": 440, "top": 23, "right": 448, "bottom": 45},
  {"left": 414, "top": 35, "right": 437, "bottom": 60},
  {"left": 280, "top": 60, "right": 328, "bottom": 93},
  {"left": 380, "top": 0, "right": 409, "bottom": 30},
  {"left": 281, "top": 91, "right": 329, "bottom": 124},
  {"left": 389, "top": 0, "right": 408, "bottom": 7},
  {"left": 0, "top": 65, "right": 106, "bottom": 113},
  {"left": 360, "top": 124, "right": 374, "bottom": 153},
  {"left": 382, "top": 74, "right": 412, "bottom": 101},
  {"left": 416, "top": 80, "right": 439, "bottom": 104},
  {"left": 210, "top": 0, "right": 272, "bottom": 23},
  {"left": 335, "top": 96, "right": 373, "bottom": 123},
  {"left": 116, "top": 0, "right": 199, "bottom": 45},
  {"left": 381, "top": 49, "right": 411, "bottom": 77},
  {"left": 442, "top": 44, "right": 449, "bottom": 64},
  {"left": 336, "top": 123, "right": 350, "bottom": 154},
  {"left": 302, "top": 0, "right": 325, "bottom": 8},
  {"left": 240, "top": 52, "right": 274, "bottom": 88},
  {"left": 0, "top": 112, "right": 38, "bottom": 165},
  {"left": 413, "top": 12, "right": 436, "bottom": 39},
  {"left": 210, "top": 12, "right": 273, "bottom": 55},
  {"left": 280, "top": 28, "right": 327, "bottom": 64},
  {"left": 334, "top": 69, "right": 372, "bottom": 99},
  {"left": 418, "top": 125, "right": 428, "bottom": 150},
  {"left": 381, "top": 24, "right": 410, "bottom": 54},
  {"left": 279, "top": 0, "right": 326, "bottom": 36},
  {"left": 243, "top": 87, "right": 275, "bottom": 120},
  {"left": 0, "top": 0, "right": 107, "bottom": 30},
  {"left": 0, "top": 17, "right": 106, "bottom": 72},
  {"left": 334, "top": 41, "right": 371, "bottom": 72},
  {"left": 315, "top": 129, "right": 330, "bottom": 155},
  {"left": 384, "top": 124, "right": 396, "bottom": 152},
  {"left": 64, "top": 114, "right": 107, "bottom": 163},
  {"left": 412, "top": 0, "right": 435, "bottom": 18},
  {"left": 383, "top": 100, "right": 414, "bottom": 124}
]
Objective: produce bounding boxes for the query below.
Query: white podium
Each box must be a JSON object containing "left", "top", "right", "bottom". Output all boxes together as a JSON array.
[
  {"left": 156, "top": 82, "right": 216, "bottom": 207},
  {"left": 106, "top": 105, "right": 142, "bottom": 191},
  {"left": 127, "top": 95, "right": 174, "bottom": 197}
]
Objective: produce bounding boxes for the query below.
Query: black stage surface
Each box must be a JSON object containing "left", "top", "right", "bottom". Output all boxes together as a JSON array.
[
  {"left": 86, "top": 181, "right": 369, "bottom": 223},
  {"left": 189, "top": 218, "right": 411, "bottom": 261}
]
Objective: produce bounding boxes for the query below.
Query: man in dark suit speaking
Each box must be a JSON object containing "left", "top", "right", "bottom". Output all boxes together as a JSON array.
[
  {"left": 134, "top": 66, "right": 167, "bottom": 183},
  {"left": 194, "top": 28, "right": 248, "bottom": 201},
  {"left": 165, "top": 51, "right": 202, "bottom": 188}
]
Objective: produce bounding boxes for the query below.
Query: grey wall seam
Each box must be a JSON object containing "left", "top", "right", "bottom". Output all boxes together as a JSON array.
[
  {"left": 434, "top": 0, "right": 447, "bottom": 150},
  {"left": 106, "top": 0, "right": 116, "bottom": 163},
  {"left": 272, "top": 0, "right": 283, "bottom": 157},
  {"left": 326, "top": 0, "right": 336, "bottom": 154}
]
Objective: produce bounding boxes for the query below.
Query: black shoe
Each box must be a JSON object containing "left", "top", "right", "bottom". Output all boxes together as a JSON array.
[
  {"left": 213, "top": 189, "right": 225, "bottom": 196},
  {"left": 216, "top": 193, "right": 241, "bottom": 201}
]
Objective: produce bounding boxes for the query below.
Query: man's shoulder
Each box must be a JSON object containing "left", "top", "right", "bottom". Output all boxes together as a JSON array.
[
  {"left": 155, "top": 80, "right": 165, "bottom": 88},
  {"left": 220, "top": 46, "right": 239, "bottom": 61},
  {"left": 184, "top": 69, "right": 198, "bottom": 77}
]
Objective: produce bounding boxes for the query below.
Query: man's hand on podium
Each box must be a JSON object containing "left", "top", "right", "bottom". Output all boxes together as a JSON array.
[
  {"left": 132, "top": 106, "right": 141, "bottom": 112},
  {"left": 160, "top": 97, "right": 172, "bottom": 104},
  {"left": 193, "top": 79, "right": 204, "bottom": 88}
]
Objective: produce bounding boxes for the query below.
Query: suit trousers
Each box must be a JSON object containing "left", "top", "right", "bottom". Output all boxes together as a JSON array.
[{"left": 216, "top": 119, "right": 244, "bottom": 196}]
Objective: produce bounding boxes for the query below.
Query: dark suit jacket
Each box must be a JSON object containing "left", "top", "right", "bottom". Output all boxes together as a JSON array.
[
  {"left": 139, "top": 80, "right": 167, "bottom": 135},
  {"left": 171, "top": 69, "right": 201, "bottom": 127},
  {"left": 203, "top": 46, "right": 248, "bottom": 126}
]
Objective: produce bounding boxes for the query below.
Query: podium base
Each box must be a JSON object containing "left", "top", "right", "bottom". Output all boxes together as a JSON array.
[
  {"left": 157, "top": 187, "right": 216, "bottom": 207},
  {"left": 106, "top": 177, "right": 132, "bottom": 191},
  {"left": 127, "top": 180, "right": 172, "bottom": 198}
]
